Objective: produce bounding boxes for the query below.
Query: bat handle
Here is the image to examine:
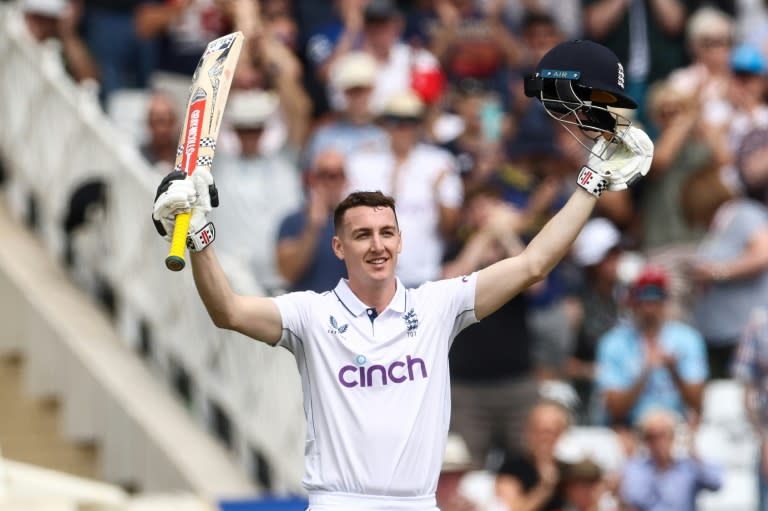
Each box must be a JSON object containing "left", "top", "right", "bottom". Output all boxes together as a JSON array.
[{"left": 165, "top": 211, "right": 191, "bottom": 271}]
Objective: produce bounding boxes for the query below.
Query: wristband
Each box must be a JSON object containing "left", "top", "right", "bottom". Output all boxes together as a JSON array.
[
  {"left": 577, "top": 166, "right": 609, "bottom": 197},
  {"left": 186, "top": 222, "right": 215, "bottom": 252}
]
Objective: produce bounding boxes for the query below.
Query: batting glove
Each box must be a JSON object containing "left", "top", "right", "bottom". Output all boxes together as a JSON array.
[
  {"left": 577, "top": 126, "right": 654, "bottom": 197},
  {"left": 152, "top": 167, "right": 219, "bottom": 251}
]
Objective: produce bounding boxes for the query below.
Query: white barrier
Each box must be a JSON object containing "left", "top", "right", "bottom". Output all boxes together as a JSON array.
[{"left": 0, "top": 4, "right": 305, "bottom": 494}]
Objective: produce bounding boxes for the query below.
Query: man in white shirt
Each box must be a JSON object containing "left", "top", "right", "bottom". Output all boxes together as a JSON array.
[
  {"left": 151, "top": 40, "right": 653, "bottom": 511},
  {"left": 346, "top": 90, "right": 462, "bottom": 287}
]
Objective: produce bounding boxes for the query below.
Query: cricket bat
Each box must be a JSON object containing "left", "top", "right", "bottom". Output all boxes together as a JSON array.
[{"left": 165, "top": 31, "right": 244, "bottom": 271}]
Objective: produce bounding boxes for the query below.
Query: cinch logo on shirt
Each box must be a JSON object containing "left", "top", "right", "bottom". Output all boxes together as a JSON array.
[{"left": 338, "top": 355, "right": 428, "bottom": 388}]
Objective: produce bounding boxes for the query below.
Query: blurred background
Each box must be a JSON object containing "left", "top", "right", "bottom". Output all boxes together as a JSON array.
[{"left": 2, "top": 0, "right": 768, "bottom": 509}]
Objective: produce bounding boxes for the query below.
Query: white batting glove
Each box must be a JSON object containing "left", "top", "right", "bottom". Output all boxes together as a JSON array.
[
  {"left": 152, "top": 167, "right": 219, "bottom": 251},
  {"left": 577, "top": 126, "right": 654, "bottom": 196}
]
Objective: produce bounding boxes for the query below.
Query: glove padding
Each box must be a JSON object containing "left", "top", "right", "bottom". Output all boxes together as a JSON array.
[
  {"left": 152, "top": 168, "right": 219, "bottom": 249},
  {"left": 578, "top": 126, "right": 654, "bottom": 196}
]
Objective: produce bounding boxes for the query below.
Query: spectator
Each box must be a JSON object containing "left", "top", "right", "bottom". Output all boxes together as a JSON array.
[
  {"left": 595, "top": 266, "right": 708, "bottom": 426},
  {"left": 439, "top": 79, "right": 505, "bottom": 192},
  {"left": 516, "top": 10, "right": 565, "bottom": 71},
  {"left": 667, "top": 6, "right": 735, "bottom": 123},
  {"left": 140, "top": 91, "right": 179, "bottom": 171},
  {"left": 276, "top": 148, "right": 348, "bottom": 292},
  {"left": 502, "top": 1, "right": 582, "bottom": 39},
  {"left": 20, "top": 0, "right": 99, "bottom": 84},
  {"left": 239, "top": 2, "right": 313, "bottom": 152},
  {"left": 345, "top": 90, "right": 463, "bottom": 287},
  {"left": 500, "top": 124, "right": 584, "bottom": 382},
  {"left": 443, "top": 186, "right": 538, "bottom": 468},
  {"left": 682, "top": 169, "right": 768, "bottom": 378},
  {"left": 134, "top": 0, "right": 229, "bottom": 85},
  {"left": 321, "top": 0, "right": 438, "bottom": 114},
  {"left": 211, "top": 90, "right": 302, "bottom": 293},
  {"left": 733, "top": 307, "right": 768, "bottom": 511},
  {"left": 436, "top": 433, "right": 480, "bottom": 511},
  {"left": 567, "top": 217, "right": 625, "bottom": 424},
  {"left": 82, "top": 0, "right": 157, "bottom": 101},
  {"left": 719, "top": 43, "right": 768, "bottom": 189},
  {"left": 560, "top": 458, "right": 613, "bottom": 511},
  {"left": 736, "top": 127, "right": 768, "bottom": 205},
  {"left": 582, "top": 0, "right": 689, "bottom": 121},
  {"left": 406, "top": 0, "right": 522, "bottom": 94},
  {"left": 640, "top": 79, "right": 723, "bottom": 249},
  {"left": 495, "top": 400, "right": 570, "bottom": 511},
  {"left": 304, "top": 51, "right": 388, "bottom": 164},
  {"left": 619, "top": 409, "right": 722, "bottom": 511}
]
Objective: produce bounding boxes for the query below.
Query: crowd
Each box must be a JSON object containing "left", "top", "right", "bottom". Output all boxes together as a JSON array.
[{"left": 14, "top": 0, "right": 768, "bottom": 509}]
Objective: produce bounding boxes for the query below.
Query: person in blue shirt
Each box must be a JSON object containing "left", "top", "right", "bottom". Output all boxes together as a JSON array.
[
  {"left": 595, "top": 266, "right": 708, "bottom": 426},
  {"left": 620, "top": 409, "right": 722, "bottom": 511},
  {"left": 276, "top": 148, "right": 348, "bottom": 292}
]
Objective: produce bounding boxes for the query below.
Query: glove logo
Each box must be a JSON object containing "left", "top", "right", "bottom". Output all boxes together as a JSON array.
[{"left": 579, "top": 169, "right": 594, "bottom": 186}]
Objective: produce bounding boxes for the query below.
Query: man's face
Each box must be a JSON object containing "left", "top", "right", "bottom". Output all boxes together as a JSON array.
[
  {"left": 383, "top": 117, "right": 420, "bottom": 153},
  {"left": 310, "top": 152, "right": 347, "bottom": 206},
  {"left": 693, "top": 33, "right": 732, "bottom": 71},
  {"left": 632, "top": 296, "right": 666, "bottom": 330},
  {"left": 643, "top": 423, "right": 674, "bottom": 462},
  {"left": 147, "top": 101, "right": 178, "bottom": 145},
  {"left": 364, "top": 17, "right": 401, "bottom": 53},
  {"left": 332, "top": 205, "right": 401, "bottom": 286},
  {"left": 344, "top": 86, "right": 374, "bottom": 121},
  {"left": 525, "top": 405, "right": 568, "bottom": 459}
]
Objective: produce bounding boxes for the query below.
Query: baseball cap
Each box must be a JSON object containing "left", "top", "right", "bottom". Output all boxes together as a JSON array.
[
  {"left": 571, "top": 218, "right": 621, "bottom": 267},
  {"left": 731, "top": 43, "right": 765, "bottom": 75},
  {"left": 364, "top": 0, "right": 400, "bottom": 22},
  {"left": 630, "top": 266, "right": 668, "bottom": 302},
  {"left": 226, "top": 90, "right": 278, "bottom": 128},
  {"left": 381, "top": 90, "right": 425, "bottom": 121},
  {"left": 20, "top": 0, "right": 67, "bottom": 17},
  {"left": 331, "top": 52, "right": 378, "bottom": 91},
  {"left": 534, "top": 40, "right": 637, "bottom": 109}
]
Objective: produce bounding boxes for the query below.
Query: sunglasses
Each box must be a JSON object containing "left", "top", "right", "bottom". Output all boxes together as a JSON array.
[
  {"left": 314, "top": 167, "right": 345, "bottom": 181},
  {"left": 698, "top": 37, "right": 732, "bottom": 49},
  {"left": 381, "top": 116, "right": 421, "bottom": 127}
]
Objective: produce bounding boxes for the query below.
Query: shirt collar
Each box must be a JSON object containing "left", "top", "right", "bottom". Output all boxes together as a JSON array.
[{"left": 332, "top": 278, "right": 407, "bottom": 317}]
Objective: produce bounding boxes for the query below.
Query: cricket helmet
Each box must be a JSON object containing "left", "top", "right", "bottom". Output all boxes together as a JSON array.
[{"left": 524, "top": 40, "right": 636, "bottom": 147}]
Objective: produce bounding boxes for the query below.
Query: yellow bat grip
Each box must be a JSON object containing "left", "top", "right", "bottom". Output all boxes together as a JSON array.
[{"left": 165, "top": 211, "right": 191, "bottom": 271}]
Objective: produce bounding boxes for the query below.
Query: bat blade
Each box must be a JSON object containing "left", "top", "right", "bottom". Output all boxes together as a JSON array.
[{"left": 165, "top": 31, "right": 244, "bottom": 271}]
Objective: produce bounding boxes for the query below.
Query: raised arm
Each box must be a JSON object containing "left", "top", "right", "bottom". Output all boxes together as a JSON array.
[
  {"left": 152, "top": 168, "right": 283, "bottom": 345},
  {"left": 475, "top": 188, "right": 596, "bottom": 320},
  {"left": 474, "top": 126, "right": 654, "bottom": 320},
  {"left": 190, "top": 247, "right": 283, "bottom": 344}
]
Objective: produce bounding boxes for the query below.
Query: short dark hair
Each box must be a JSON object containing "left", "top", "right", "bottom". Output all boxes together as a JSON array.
[{"left": 333, "top": 191, "right": 398, "bottom": 233}]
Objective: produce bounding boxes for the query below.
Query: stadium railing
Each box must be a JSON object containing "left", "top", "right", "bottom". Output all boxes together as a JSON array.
[{"left": 0, "top": 4, "right": 304, "bottom": 495}]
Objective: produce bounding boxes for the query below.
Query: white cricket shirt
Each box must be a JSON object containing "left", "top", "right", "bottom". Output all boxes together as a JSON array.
[{"left": 271, "top": 273, "right": 478, "bottom": 507}]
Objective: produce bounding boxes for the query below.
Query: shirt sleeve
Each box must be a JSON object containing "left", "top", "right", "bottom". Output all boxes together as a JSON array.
[
  {"left": 418, "top": 273, "right": 478, "bottom": 345},
  {"left": 619, "top": 460, "right": 658, "bottom": 509},
  {"left": 596, "top": 331, "right": 631, "bottom": 390},
  {"left": 436, "top": 154, "right": 464, "bottom": 208},
  {"left": 695, "top": 459, "right": 723, "bottom": 491},
  {"left": 270, "top": 291, "right": 315, "bottom": 353},
  {"left": 676, "top": 325, "right": 709, "bottom": 383},
  {"left": 277, "top": 211, "right": 304, "bottom": 241}
]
